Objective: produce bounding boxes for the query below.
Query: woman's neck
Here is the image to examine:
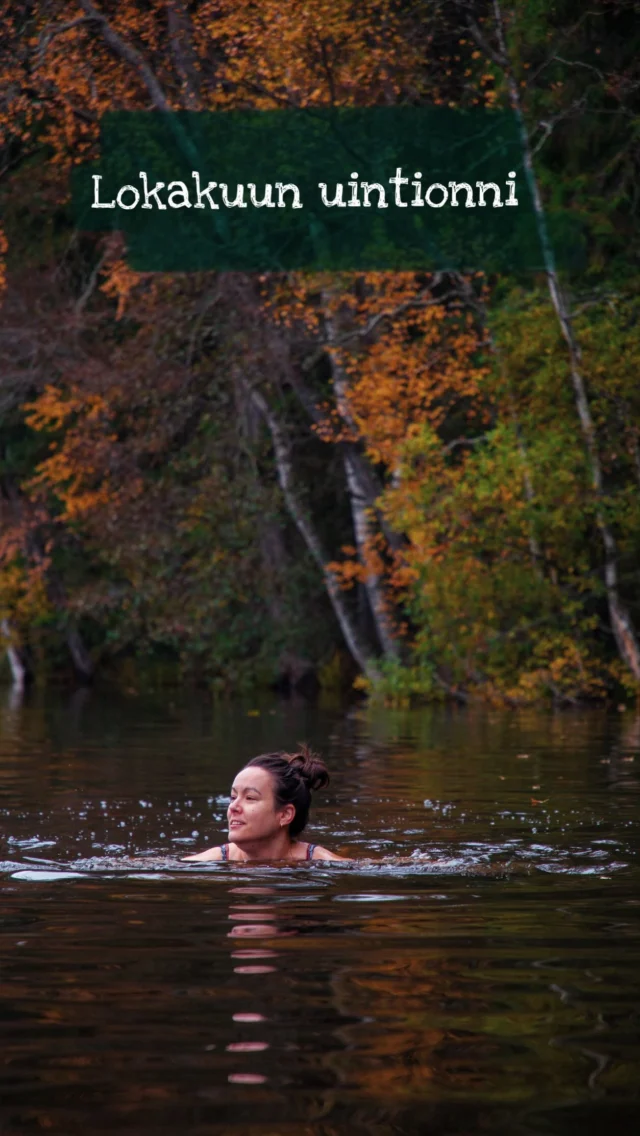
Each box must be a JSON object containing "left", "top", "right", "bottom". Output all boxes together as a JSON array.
[{"left": 230, "top": 829, "right": 296, "bottom": 861}]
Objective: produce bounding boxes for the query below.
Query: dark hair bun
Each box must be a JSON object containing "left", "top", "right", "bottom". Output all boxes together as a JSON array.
[
  {"left": 244, "top": 746, "right": 330, "bottom": 837},
  {"left": 285, "top": 744, "right": 330, "bottom": 793}
]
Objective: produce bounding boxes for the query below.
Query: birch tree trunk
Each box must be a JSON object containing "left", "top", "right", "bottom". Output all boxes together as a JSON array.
[
  {"left": 463, "top": 0, "right": 640, "bottom": 681},
  {"left": 341, "top": 450, "right": 401, "bottom": 659},
  {"left": 1, "top": 619, "right": 32, "bottom": 688},
  {"left": 287, "top": 365, "right": 406, "bottom": 554},
  {"left": 247, "top": 383, "right": 382, "bottom": 682},
  {"left": 322, "top": 296, "right": 401, "bottom": 661}
]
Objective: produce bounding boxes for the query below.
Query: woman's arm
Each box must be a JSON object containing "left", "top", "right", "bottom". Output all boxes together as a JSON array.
[
  {"left": 182, "top": 846, "right": 224, "bottom": 862},
  {"left": 311, "top": 845, "right": 350, "bottom": 861}
]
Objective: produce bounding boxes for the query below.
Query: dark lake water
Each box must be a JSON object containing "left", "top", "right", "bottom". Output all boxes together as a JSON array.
[{"left": 1, "top": 689, "right": 639, "bottom": 1135}]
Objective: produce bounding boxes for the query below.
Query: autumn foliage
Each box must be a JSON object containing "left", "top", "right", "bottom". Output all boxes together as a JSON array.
[{"left": 0, "top": 0, "right": 639, "bottom": 701}]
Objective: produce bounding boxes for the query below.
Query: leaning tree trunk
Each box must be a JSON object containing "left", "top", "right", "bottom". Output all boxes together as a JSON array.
[
  {"left": 1, "top": 618, "right": 32, "bottom": 688},
  {"left": 465, "top": 0, "right": 640, "bottom": 681},
  {"left": 247, "top": 382, "right": 382, "bottom": 683},
  {"left": 322, "top": 296, "right": 401, "bottom": 661},
  {"left": 341, "top": 448, "right": 401, "bottom": 659}
]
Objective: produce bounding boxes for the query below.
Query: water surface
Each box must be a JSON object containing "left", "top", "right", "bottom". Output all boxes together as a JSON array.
[{"left": 1, "top": 690, "right": 639, "bottom": 1134}]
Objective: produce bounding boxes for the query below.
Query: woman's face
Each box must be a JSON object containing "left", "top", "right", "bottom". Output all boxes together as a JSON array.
[{"left": 227, "top": 766, "right": 293, "bottom": 844}]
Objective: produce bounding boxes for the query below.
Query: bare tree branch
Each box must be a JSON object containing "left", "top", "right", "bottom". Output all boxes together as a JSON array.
[
  {"left": 530, "top": 97, "right": 587, "bottom": 156},
  {"left": 36, "top": 16, "right": 94, "bottom": 59},
  {"left": 301, "top": 275, "right": 450, "bottom": 372},
  {"left": 552, "top": 55, "right": 606, "bottom": 82},
  {"left": 77, "top": 0, "right": 172, "bottom": 113},
  {"left": 75, "top": 248, "right": 108, "bottom": 315}
]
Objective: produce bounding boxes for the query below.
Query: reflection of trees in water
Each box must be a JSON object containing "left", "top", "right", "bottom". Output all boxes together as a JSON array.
[
  {"left": 609, "top": 712, "right": 640, "bottom": 791},
  {"left": 2, "top": 872, "right": 638, "bottom": 1135},
  {"left": 327, "top": 904, "right": 531, "bottom": 1102},
  {"left": 328, "top": 928, "right": 447, "bottom": 1099},
  {"left": 325, "top": 894, "right": 640, "bottom": 1111}
]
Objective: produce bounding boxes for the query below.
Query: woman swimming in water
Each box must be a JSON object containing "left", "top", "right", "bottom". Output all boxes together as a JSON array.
[{"left": 184, "top": 746, "right": 347, "bottom": 862}]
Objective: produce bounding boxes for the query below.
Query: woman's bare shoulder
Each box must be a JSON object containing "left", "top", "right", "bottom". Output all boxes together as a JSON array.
[
  {"left": 310, "top": 845, "right": 351, "bottom": 861},
  {"left": 182, "top": 846, "right": 224, "bottom": 862}
]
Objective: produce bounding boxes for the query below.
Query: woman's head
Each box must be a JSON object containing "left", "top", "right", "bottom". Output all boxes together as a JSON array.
[{"left": 227, "top": 745, "right": 329, "bottom": 843}]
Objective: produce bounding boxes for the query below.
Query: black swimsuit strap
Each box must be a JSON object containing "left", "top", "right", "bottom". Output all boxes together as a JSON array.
[{"left": 221, "top": 843, "right": 228, "bottom": 861}]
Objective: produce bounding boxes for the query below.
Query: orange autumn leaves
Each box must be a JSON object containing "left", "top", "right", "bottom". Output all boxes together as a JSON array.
[
  {"left": 309, "top": 273, "right": 491, "bottom": 600},
  {"left": 334, "top": 298, "right": 487, "bottom": 469},
  {"left": 24, "top": 384, "right": 117, "bottom": 522},
  {"left": 2, "top": 1, "right": 639, "bottom": 698},
  {"left": 204, "top": 0, "right": 418, "bottom": 109}
]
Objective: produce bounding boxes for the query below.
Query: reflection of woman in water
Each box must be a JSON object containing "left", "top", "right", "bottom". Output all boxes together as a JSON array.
[{"left": 184, "top": 746, "right": 347, "bottom": 862}]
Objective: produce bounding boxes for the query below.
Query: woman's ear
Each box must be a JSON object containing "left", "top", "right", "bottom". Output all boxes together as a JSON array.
[{"left": 280, "top": 802, "right": 296, "bottom": 827}]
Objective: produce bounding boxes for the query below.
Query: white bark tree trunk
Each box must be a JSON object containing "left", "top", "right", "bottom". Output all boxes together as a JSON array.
[
  {"left": 342, "top": 449, "right": 401, "bottom": 659},
  {"left": 1, "top": 618, "right": 31, "bottom": 688},
  {"left": 248, "top": 383, "right": 382, "bottom": 682},
  {"left": 465, "top": 0, "right": 640, "bottom": 681},
  {"left": 323, "top": 296, "right": 401, "bottom": 661}
]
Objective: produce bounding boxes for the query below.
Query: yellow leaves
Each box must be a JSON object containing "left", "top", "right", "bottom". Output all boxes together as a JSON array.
[
  {"left": 387, "top": 557, "right": 419, "bottom": 590},
  {"left": 24, "top": 376, "right": 120, "bottom": 526},
  {"left": 24, "top": 385, "right": 107, "bottom": 433},
  {"left": 178, "top": 2, "right": 416, "bottom": 109},
  {"left": 335, "top": 291, "right": 487, "bottom": 472},
  {"left": 328, "top": 532, "right": 387, "bottom": 590},
  {"left": 0, "top": 557, "right": 51, "bottom": 627},
  {"left": 99, "top": 255, "right": 143, "bottom": 320},
  {"left": 320, "top": 277, "right": 493, "bottom": 659},
  {"left": 196, "top": 0, "right": 418, "bottom": 110},
  {"left": 327, "top": 557, "right": 361, "bottom": 590}
]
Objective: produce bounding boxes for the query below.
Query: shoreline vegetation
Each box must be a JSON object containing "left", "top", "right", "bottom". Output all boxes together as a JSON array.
[{"left": 1, "top": 0, "right": 639, "bottom": 708}]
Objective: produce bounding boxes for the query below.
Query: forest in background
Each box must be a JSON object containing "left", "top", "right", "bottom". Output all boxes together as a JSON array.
[{"left": 0, "top": 0, "right": 639, "bottom": 705}]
